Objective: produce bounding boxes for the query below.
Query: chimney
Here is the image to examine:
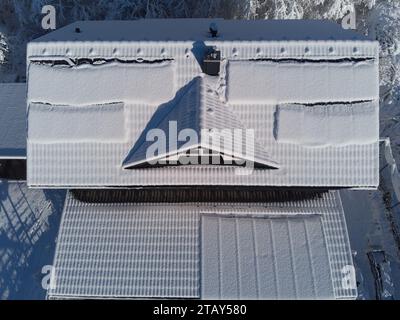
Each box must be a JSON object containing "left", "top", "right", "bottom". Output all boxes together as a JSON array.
[{"left": 203, "top": 48, "right": 221, "bottom": 76}]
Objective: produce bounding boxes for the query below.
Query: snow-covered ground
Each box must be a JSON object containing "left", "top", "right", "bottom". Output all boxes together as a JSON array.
[
  {"left": 0, "top": 180, "right": 65, "bottom": 299},
  {"left": 341, "top": 188, "right": 400, "bottom": 299}
]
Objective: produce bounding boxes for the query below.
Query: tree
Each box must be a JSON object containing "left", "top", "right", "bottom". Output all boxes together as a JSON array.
[
  {"left": 0, "top": 32, "right": 8, "bottom": 65},
  {"left": 366, "top": 0, "right": 400, "bottom": 103}
]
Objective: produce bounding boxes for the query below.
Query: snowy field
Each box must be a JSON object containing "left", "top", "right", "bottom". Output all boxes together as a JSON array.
[{"left": 1, "top": 0, "right": 400, "bottom": 299}]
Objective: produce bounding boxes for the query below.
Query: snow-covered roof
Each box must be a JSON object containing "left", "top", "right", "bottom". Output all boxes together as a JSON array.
[
  {"left": 122, "top": 76, "right": 279, "bottom": 169},
  {"left": 27, "top": 19, "right": 378, "bottom": 60},
  {"left": 31, "top": 19, "right": 371, "bottom": 43},
  {"left": 47, "top": 189, "right": 356, "bottom": 299},
  {"left": 26, "top": 19, "right": 380, "bottom": 188},
  {"left": 0, "top": 83, "right": 26, "bottom": 159}
]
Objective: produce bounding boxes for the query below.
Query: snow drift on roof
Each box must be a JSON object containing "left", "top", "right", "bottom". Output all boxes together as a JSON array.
[
  {"left": 122, "top": 76, "right": 279, "bottom": 169},
  {"left": 28, "top": 61, "right": 175, "bottom": 106},
  {"left": 275, "top": 101, "right": 378, "bottom": 146},
  {"left": 0, "top": 83, "right": 26, "bottom": 159},
  {"left": 226, "top": 60, "right": 378, "bottom": 104},
  {"left": 28, "top": 102, "right": 126, "bottom": 142}
]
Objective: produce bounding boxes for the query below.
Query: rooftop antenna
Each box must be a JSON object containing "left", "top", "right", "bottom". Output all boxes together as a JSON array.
[{"left": 209, "top": 22, "right": 218, "bottom": 38}]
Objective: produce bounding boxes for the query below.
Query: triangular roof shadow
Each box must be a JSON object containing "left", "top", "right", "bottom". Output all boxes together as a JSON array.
[{"left": 122, "top": 77, "right": 279, "bottom": 169}]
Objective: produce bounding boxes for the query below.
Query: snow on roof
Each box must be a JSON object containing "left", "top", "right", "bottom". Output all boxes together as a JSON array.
[
  {"left": 202, "top": 215, "right": 335, "bottom": 299},
  {"left": 276, "top": 101, "right": 378, "bottom": 146},
  {"left": 31, "top": 19, "right": 371, "bottom": 43},
  {"left": 122, "top": 76, "right": 279, "bottom": 169},
  {"left": 28, "top": 61, "right": 175, "bottom": 106},
  {"left": 27, "top": 19, "right": 378, "bottom": 60},
  {"left": 226, "top": 60, "right": 378, "bottom": 104},
  {"left": 26, "top": 19, "right": 380, "bottom": 188},
  {"left": 0, "top": 83, "right": 26, "bottom": 159},
  {"left": 47, "top": 189, "right": 356, "bottom": 299},
  {"left": 28, "top": 102, "right": 127, "bottom": 142}
]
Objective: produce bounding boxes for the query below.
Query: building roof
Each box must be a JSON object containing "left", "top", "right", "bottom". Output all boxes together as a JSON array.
[
  {"left": 26, "top": 19, "right": 380, "bottom": 188},
  {"left": 31, "top": 19, "right": 372, "bottom": 43},
  {"left": 122, "top": 76, "right": 279, "bottom": 169},
  {"left": 47, "top": 189, "right": 356, "bottom": 299},
  {"left": 0, "top": 83, "right": 26, "bottom": 159}
]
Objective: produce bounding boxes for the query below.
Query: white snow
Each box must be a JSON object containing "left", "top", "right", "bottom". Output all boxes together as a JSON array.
[
  {"left": 226, "top": 60, "right": 378, "bottom": 104},
  {"left": 48, "top": 190, "right": 354, "bottom": 299},
  {"left": 122, "top": 77, "right": 279, "bottom": 169},
  {"left": 0, "top": 32, "right": 7, "bottom": 64},
  {"left": 28, "top": 102, "right": 126, "bottom": 142},
  {"left": 27, "top": 102, "right": 379, "bottom": 188},
  {"left": 201, "top": 215, "right": 335, "bottom": 299},
  {"left": 49, "top": 192, "right": 201, "bottom": 299},
  {"left": 382, "top": 138, "right": 400, "bottom": 204},
  {"left": 25, "top": 20, "right": 379, "bottom": 188},
  {"left": 275, "top": 101, "right": 378, "bottom": 146},
  {"left": 1, "top": 2, "right": 399, "bottom": 300},
  {"left": 340, "top": 187, "right": 400, "bottom": 300},
  {"left": 28, "top": 61, "right": 175, "bottom": 106}
]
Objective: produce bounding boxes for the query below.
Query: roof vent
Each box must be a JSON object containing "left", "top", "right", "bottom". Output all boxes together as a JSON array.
[
  {"left": 203, "top": 49, "right": 221, "bottom": 76},
  {"left": 209, "top": 22, "right": 218, "bottom": 38}
]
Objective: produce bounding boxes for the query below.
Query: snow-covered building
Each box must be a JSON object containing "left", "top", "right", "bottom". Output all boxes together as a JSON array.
[
  {"left": 22, "top": 19, "right": 381, "bottom": 299},
  {"left": 26, "top": 19, "right": 379, "bottom": 188}
]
